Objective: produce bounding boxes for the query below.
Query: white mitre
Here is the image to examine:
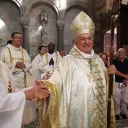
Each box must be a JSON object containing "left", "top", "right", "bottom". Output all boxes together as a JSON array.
[{"left": 70, "top": 11, "right": 95, "bottom": 38}]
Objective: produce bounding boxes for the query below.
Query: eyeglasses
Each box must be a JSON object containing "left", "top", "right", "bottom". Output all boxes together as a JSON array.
[{"left": 13, "top": 37, "right": 23, "bottom": 40}]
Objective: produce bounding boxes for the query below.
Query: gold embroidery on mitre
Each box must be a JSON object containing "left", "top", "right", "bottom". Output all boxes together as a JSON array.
[
  {"left": 80, "top": 12, "right": 89, "bottom": 22},
  {"left": 71, "top": 25, "right": 83, "bottom": 38},
  {"left": 70, "top": 11, "right": 95, "bottom": 38}
]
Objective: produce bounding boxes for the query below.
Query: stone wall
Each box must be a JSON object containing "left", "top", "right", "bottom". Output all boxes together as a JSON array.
[
  {"left": 0, "top": 0, "right": 22, "bottom": 50},
  {"left": 64, "top": 7, "right": 83, "bottom": 53},
  {"left": 29, "top": 3, "right": 57, "bottom": 57},
  {"left": 0, "top": 0, "right": 101, "bottom": 58}
]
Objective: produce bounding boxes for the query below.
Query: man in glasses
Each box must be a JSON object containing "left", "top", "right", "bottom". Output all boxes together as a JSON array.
[
  {"left": 0, "top": 32, "right": 32, "bottom": 90},
  {"left": 0, "top": 32, "right": 35, "bottom": 126}
]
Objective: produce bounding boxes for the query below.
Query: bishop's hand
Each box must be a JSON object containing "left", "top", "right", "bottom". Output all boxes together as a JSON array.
[
  {"left": 107, "top": 65, "right": 117, "bottom": 75},
  {"left": 35, "top": 80, "right": 50, "bottom": 101}
]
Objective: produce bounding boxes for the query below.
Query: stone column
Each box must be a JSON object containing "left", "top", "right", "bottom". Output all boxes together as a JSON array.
[
  {"left": 57, "top": 21, "right": 65, "bottom": 50},
  {"left": 20, "top": 17, "right": 30, "bottom": 53}
]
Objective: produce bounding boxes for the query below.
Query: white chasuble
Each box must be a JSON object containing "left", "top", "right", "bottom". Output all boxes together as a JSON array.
[
  {"left": 0, "top": 60, "right": 15, "bottom": 94},
  {"left": 0, "top": 61, "right": 25, "bottom": 128},
  {"left": 38, "top": 46, "right": 116, "bottom": 128},
  {"left": 0, "top": 44, "right": 36, "bottom": 125},
  {"left": 38, "top": 52, "right": 62, "bottom": 79},
  {"left": 32, "top": 54, "right": 43, "bottom": 81},
  {"left": 0, "top": 44, "right": 32, "bottom": 89},
  {"left": 0, "top": 91, "right": 25, "bottom": 128}
]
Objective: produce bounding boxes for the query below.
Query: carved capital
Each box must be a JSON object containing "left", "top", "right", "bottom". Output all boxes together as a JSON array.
[
  {"left": 57, "top": 21, "right": 65, "bottom": 29},
  {"left": 20, "top": 17, "right": 30, "bottom": 28}
]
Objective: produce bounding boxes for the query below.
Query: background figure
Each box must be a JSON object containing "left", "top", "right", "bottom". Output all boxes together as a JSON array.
[
  {"left": 99, "top": 52, "right": 108, "bottom": 67},
  {"left": 0, "top": 32, "right": 36, "bottom": 126},
  {"left": 38, "top": 42, "right": 62, "bottom": 80},
  {"left": 113, "top": 53, "right": 118, "bottom": 59},
  {"left": 38, "top": 44, "right": 47, "bottom": 55},
  {"left": 32, "top": 44, "right": 47, "bottom": 82},
  {"left": 113, "top": 48, "right": 128, "bottom": 120},
  {"left": 59, "top": 49, "right": 65, "bottom": 58},
  {"left": 0, "top": 32, "right": 32, "bottom": 90},
  {"left": 0, "top": 60, "right": 15, "bottom": 97}
]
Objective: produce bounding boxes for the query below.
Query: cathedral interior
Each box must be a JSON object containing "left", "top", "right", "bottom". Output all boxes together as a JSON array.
[
  {"left": 0, "top": 0, "right": 128, "bottom": 59},
  {"left": 1, "top": 0, "right": 128, "bottom": 128}
]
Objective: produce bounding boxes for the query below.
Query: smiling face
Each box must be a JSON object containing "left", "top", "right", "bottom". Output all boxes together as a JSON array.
[
  {"left": 11, "top": 33, "right": 23, "bottom": 48},
  {"left": 74, "top": 33, "right": 93, "bottom": 54},
  {"left": 100, "top": 53, "right": 108, "bottom": 64}
]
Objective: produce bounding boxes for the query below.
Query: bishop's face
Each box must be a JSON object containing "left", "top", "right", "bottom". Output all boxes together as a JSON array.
[{"left": 74, "top": 33, "right": 93, "bottom": 54}]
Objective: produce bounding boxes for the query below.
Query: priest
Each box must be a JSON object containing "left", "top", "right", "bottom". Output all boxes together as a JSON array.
[
  {"left": 0, "top": 32, "right": 35, "bottom": 125},
  {"left": 38, "top": 42, "right": 62, "bottom": 79},
  {"left": 32, "top": 44, "right": 47, "bottom": 81}
]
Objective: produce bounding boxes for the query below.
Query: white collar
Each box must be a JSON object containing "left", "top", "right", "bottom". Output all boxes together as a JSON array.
[
  {"left": 7, "top": 44, "right": 22, "bottom": 51},
  {"left": 74, "top": 45, "right": 94, "bottom": 59},
  {"left": 48, "top": 52, "right": 57, "bottom": 57}
]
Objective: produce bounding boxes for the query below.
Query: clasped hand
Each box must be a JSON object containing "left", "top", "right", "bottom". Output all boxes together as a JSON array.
[
  {"left": 24, "top": 80, "right": 49, "bottom": 101},
  {"left": 15, "top": 62, "right": 25, "bottom": 69}
]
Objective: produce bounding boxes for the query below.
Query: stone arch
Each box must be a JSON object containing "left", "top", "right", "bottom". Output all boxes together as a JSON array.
[
  {"left": 9, "top": 0, "right": 23, "bottom": 15},
  {"left": 25, "top": 0, "right": 59, "bottom": 19},
  {"left": 0, "top": 0, "right": 23, "bottom": 46},
  {"left": 63, "top": 2, "right": 90, "bottom": 19}
]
